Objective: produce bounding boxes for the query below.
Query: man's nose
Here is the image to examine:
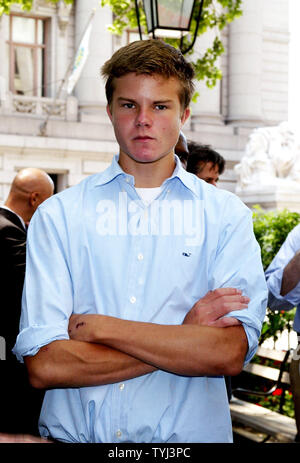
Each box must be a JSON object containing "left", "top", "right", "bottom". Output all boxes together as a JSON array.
[{"left": 136, "top": 108, "right": 152, "bottom": 127}]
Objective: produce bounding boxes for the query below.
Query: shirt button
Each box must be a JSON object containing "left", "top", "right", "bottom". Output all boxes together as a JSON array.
[
  {"left": 138, "top": 278, "right": 144, "bottom": 285},
  {"left": 137, "top": 253, "right": 144, "bottom": 260},
  {"left": 130, "top": 296, "right": 136, "bottom": 304},
  {"left": 119, "top": 383, "right": 125, "bottom": 391},
  {"left": 116, "top": 430, "right": 122, "bottom": 438}
]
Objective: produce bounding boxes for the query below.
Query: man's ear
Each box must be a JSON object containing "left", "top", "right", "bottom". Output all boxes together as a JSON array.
[
  {"left": 180, "top": 107, "right": 190, "bottom": 126},
  {"left": 29, "top": 191, "right": 38, "bottom": 207},
  {"left": 106, "top": 104, "right": 113, "bottom": 122}
]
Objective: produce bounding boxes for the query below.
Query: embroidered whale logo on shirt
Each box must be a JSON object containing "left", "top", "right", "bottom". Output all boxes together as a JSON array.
[{"left": 182, "top": 252, "right": 191, "bottom": 257}]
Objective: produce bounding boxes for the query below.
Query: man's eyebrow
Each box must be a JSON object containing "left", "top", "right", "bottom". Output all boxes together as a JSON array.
[
  {"left": 117, "top": 97, "right": 174, "bottom": 104},
  {"left": 117, "top": 97, "right": 136, "bottom": 103},
  {"left": 153, "top": 100, "right": 173, "bottom": 104}
]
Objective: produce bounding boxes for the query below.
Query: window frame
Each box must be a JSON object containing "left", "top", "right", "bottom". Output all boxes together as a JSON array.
[{"left": 8, "top": 13, "right": 49, "bottom": 97}]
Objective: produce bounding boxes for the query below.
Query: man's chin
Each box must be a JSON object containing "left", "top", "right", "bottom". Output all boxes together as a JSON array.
[{"left": 121, "top": 150, "right": 174, "bottom": 165}]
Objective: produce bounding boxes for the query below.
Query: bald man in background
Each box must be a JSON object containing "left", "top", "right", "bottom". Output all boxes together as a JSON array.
[{"left": 0, "top": 168, "right": 54, "bottom": 439}]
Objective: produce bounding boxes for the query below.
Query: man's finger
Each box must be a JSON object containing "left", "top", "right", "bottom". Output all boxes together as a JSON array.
[
  {"left": 200, "top": 288, "right": 243, "bottom": 303},
  {"left": 210, "top": 317, "right": 242, "bottom": 328},
  {"left": 195, "top": 297, "right": 249, "bottom": 321}
]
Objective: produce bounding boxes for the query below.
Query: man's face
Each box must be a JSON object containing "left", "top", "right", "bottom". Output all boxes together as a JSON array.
[
  {"left": 197, "top": 162, "right": 220, "bottom": 187},
  {"left": 106, "top": 73, "right": 190, "bottom": 166}
]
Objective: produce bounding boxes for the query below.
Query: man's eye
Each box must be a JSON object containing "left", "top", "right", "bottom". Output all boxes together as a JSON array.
[
  {"left": 155, "top": 105, "right": 167, "bottom": 110},
  {"left": 123, "top": 103, "right": 135, "bottom": 109}
]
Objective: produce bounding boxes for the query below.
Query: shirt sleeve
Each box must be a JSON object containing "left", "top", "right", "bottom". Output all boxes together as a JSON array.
[
  {"left": 210, "top": 195, "right": 268, "bottom": 364},
  {"left": 265, "top": 224, "right": 300, "bottom": 309},
  {"left": 13, "top": 201, "right": 73, "bottom": 362}
]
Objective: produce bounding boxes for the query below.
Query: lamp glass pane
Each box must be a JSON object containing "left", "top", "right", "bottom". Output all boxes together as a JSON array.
[
  {"left": 157, "top": 0, "right": 194, "bottom": 30},
  {"left": 143, "top": 0, "right": 158, "bottom": 33}
]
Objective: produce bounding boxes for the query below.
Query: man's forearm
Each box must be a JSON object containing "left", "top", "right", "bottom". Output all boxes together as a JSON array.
[
  {"left": 26, "top": 288, "right": 249, "bottom": 389},
  {"left": 25, "top": 339, "right": 156, "bottom": 389},
  {"left": 281, "top": 251, "right": 300, "bottom": 296},
  {"left": 70, "top": 315, "right": 248, "bottom": 377}
]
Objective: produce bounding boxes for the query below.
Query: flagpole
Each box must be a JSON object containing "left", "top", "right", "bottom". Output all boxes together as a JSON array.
[{"left": 39, "top": 4, "right": 99, "bottom": 137}]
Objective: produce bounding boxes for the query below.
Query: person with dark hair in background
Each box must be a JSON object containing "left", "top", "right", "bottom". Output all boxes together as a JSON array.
[
  {"left": 0, "top": 168, "right": 53, "bottom": 440},
  {"left": 187, "top": 141, "right": 225, "bottom": 186}
]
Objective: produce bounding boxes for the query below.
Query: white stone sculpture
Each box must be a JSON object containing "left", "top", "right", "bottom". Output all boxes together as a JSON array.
[{"left": 235, "top": 122, "right": 300, "bottom": 191}]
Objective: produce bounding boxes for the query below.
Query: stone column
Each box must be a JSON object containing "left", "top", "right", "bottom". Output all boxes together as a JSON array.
[
  {"left": 227, "top": 0, "right": 263, "bottom": 125},
  {"left": 190, "top": 28, "right": 223, "bottom": 128},
  {"left": 74, "top": 0, "right": 113, "bottom": 122},
  {"left": 54, "top": 1, "right": 73, "bottom": 99}
]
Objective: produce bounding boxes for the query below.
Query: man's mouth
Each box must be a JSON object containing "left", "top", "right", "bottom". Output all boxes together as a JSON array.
[{"left": 133, "top": 136, "right": 154, "bottom": 141}]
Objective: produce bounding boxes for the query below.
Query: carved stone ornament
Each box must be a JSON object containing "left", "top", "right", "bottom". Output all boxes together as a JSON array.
[
  {"left": 235, "top": 122, "right": 300, "bottom": 191},
  {"left": 57, "top": 1, "right": 73, "bottom": 32},
  {"left": 33, "top": 0, "right": 56, "bottom": 10}
]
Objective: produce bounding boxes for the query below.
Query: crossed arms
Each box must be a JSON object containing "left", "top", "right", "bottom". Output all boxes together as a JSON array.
[{"left": 25, "top": 288, "right": 249, "bottom": 390}]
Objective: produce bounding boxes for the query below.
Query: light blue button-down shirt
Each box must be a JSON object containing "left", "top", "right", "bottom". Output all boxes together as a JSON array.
[
  {"left": 13, "top": 156, "right": 267, "bottom": 443},
  {"left": 265, "top": 223, "right": 300, "bottom": 333}
]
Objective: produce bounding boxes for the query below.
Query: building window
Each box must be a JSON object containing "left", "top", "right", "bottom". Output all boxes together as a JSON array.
[
  {"left": 48, "top": 173, "right": 68, "bottom": 193},
  {"left": 8, "top": 15, "right": 49, "bottom": 97}
]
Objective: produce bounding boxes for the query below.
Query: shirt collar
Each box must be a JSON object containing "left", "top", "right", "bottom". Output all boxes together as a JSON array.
[
  {"left": 165, "top": 155, "right": 199, "bottom": 197},
  {"left": 94, "top": 154, "right": 200, "bottom": 197},
  {"left": 1, "top": 205, "right": 27, "bottom": 229},
  {"left": 93, "top": 155, "right": 130, "bottom": 187}
]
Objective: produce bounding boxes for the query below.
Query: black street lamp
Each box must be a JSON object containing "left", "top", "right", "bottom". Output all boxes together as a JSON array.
[{"left": 135, "top": 0, "right": 204, "bottom": 54}]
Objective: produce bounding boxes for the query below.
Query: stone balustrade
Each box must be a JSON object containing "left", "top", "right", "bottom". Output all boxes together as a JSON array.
[{"left": 0, "top": 91, "right": 78, "bottom": 122}]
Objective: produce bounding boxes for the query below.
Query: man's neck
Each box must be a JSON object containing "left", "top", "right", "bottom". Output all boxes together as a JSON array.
[
  {"left": 118, "top": 152, "right": 176, "bottom": 188},
  {"left": 4, "top": 200, "right": 28, "bottom": 224}
]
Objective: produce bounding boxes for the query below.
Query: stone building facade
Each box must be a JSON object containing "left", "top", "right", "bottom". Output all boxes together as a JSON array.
[{"left": 0, "top": 0, "right": 289, "bottom": 202}]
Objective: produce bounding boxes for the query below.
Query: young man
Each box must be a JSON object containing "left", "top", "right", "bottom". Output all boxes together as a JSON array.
[
  {"left": 13, "top": 40, "right": 267, "bottom": 443},
  {"left": 187, "top": 141, "right": 225, "bottom": 186}
]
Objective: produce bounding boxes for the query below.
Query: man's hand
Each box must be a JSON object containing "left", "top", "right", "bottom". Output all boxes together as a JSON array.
[{"left": 183, "top": 288, "right": 249, "bottom": 328}]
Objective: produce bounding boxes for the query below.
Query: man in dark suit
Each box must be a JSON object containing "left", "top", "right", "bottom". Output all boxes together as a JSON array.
[{"left": 0, "top": 168, "right": 54, "bottom": 439}]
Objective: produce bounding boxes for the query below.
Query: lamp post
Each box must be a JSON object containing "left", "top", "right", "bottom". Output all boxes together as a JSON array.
[{"left": 135, "top": 0, "right": 204, "bottom": 54}]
